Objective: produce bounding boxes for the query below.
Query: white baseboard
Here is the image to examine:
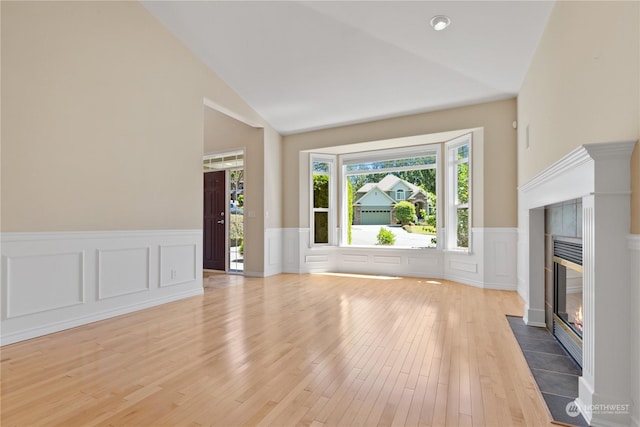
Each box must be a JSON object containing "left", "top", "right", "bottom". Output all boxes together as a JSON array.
[
  {"left": 1, "top": 229, "right": 203, "bottom": 345},
  {"left": 0, "top": 287, "right": 203, "bottom": 346}
]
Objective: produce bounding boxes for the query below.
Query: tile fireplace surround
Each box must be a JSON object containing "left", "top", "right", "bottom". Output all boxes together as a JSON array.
[{"left": 518, "top": 140, "right": 636, "bottom": 427}]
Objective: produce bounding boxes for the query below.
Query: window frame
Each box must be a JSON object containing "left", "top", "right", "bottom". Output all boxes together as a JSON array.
[
  {"left": 445, "top": 134, "right": 472, "bottom": 251},
  {"left": 310, "top": 154, "right": 336, "bottom": 247},
  {"left": 339, "top": 144, "right": 442, "bottom": 248}
]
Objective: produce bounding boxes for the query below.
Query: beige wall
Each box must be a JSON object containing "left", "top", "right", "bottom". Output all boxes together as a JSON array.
[
  {"left": 1, "top": 1, "right": 277, "bottom": 237},
  {"left": 517, "top": 2, "right": 639, "bottom": 226},
  {"left": 283, "top": 99, "right": 517, "bottom": 229},
  {"left": 203, "top": 108, "right": 266, "bottom": 274},
  {"left": 263, "top": 126, "right": 283, "bottom": 230}
]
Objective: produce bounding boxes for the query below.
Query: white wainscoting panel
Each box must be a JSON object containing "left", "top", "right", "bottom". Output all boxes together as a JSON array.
[
  {"left": 159, "top": 244, "right": 197, "bottom": 287},
  {"left": 1, "top": 230, "right": 203, "bottom": 345},
  {"left": 337, "top": 248, "right": 442, "bottom": 278},
  {"left": 443, "top": 228, "right": 484, "bottom": 288},
  {"left": 448, "top": 260, "right": 477, "bottom": 273},
  {"left": 481, "top": 228, "right": 518, "bottom": 290},
  {"left": 263, "top": 228, "right": 284, "bottom": 277},
  {"left": 98, "top": 247, "right": 149, "bottom": 299},
  {"left": 408, "top": 256, "right": 439, "bottom": 270},
  {"left": 282, "top": 227, "right": 515, "bottom": 288},
  {"left": 342, "top": 254, "right": 369, "bottom": 263},
  {"left": 282, "top": 228, "right": 302, "bottom": 273},
  {"left": 6, "top": 251, "right": 85, "bottom": 318},
  {"left": 372, "top": 255, "right": 401, "bottom": 265},
  {"left": 306, "top": 255, "right": 330, "bottom": 264}
]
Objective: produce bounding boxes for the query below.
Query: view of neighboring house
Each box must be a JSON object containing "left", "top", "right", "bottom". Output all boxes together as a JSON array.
[{"left": 353, "top": 175, "right": 428, "bottom": 225}]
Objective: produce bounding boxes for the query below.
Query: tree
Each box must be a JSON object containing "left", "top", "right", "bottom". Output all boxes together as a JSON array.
[
  {"left": 425, "top": 191, "right": 436, "bottom": 227},
  {"left": 230, "top": 169, "right": 244, "bottom": 202},
  {"left": 456, "top": 162, "right": 469, "bottom": 248},
  {"left": 313, "top": 174, "right": 329, "bottom": 244},
  {"left": 394, "top": 201, "right": 415, "bottom": 225},
  {"left": 347, "top": 180, "right": 353, "bottom": 244},
  {"left": 313, "top": 175, "right": 329, "bottom": 208}
]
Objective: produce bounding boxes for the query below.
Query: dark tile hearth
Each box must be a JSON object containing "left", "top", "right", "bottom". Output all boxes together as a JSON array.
[
  {"left": 507, "top": 315, "right": 588, "bottom": 427},
  {"left": 523, "top": 350, "right": 581, "bottom": 376}
]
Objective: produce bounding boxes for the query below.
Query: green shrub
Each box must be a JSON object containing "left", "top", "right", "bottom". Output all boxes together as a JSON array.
[
  {"left": 394, "top": 201, "right": 415, "bottom": 225},
  {"left": 421, "top": 225, "right": 437, "bottom": 234},
  {"left": 377, "top": 227, "right": 395, "bottom": 245}
]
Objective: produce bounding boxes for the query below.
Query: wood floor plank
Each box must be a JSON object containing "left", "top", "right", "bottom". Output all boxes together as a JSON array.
[{"left": 1, "top": 273, "right": 554, "bottom": 426}]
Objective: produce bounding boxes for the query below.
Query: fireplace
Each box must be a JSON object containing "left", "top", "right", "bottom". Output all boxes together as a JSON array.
[
  {"left": 519, "top": 141, "right": 635, "bottom": 426},
  {"left": 552, "top": 237, "right": 582, "bottom": 367}
]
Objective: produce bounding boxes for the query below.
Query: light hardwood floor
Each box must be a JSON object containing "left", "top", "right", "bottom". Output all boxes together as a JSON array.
[{"left": 1, "top": 273, "right": 554, "bottom": 426}]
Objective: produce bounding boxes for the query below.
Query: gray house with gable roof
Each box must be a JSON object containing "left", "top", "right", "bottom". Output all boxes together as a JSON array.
[{"left": 352, "top": 175, "right": 428, "bottom": 225}]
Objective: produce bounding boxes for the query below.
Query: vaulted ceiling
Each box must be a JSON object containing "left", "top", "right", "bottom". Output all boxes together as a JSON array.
[{"left": 142, "top": 1, "right": 555, "bottom": 135}]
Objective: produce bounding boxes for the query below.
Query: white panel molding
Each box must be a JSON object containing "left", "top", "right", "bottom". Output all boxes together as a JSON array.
[
  {"left": 372, "top": 255, "right": 401, "bottom": 265},
  {"left": 159, "top": 244, "right": 197, "bottom": 288},
  {"left": 306, "top": 254, "right": 330, "bottom": 264},
  {"left": 448, "top": 260, "right": 478, "bottom": 273},
  {"left": 282, "top": 228, "right": 302, "bottom": 273},
  {"left": 1, "top": 230, "right": 203, "bottom": 345},
  {"left": 264, "top": 228, "right": 284, "bottom": 277},
  {"left": 5, "top": 251, "right": 85, "bottom": 318},
  {"left": 480, "top": 227, "right": 518, "bottom": 290},
  {"left": 342, "top": 254, "right": 369, "bottom": 263},
  {"left": 98, "top": 247, "right": 150, "bottom": 300},
  {"left": 407, "top": 256, "right": 439, "bottom": 269}
]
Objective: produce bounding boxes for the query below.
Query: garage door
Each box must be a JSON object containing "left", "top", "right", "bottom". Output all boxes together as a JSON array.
[{"left": 360, "top": 209, "right": 391, "bottom": 225}]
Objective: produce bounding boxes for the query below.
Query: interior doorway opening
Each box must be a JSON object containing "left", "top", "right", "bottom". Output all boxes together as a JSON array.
[{"left": 203, "top": 150, "right": 245, "bottom": 273}]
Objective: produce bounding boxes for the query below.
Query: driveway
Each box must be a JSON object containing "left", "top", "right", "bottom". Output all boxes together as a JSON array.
[{"left": 350, "top": 224, "right": 436, "bottom": 248}]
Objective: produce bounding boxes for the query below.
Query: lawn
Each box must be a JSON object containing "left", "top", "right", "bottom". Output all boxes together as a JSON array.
[{"left": 403, "top": 224, "right": 437, "bottom": 235}]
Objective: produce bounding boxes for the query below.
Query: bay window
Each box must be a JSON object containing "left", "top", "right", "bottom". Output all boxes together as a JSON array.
[{"left": 446, "top": 135, "right": 471, "bottom": 250}]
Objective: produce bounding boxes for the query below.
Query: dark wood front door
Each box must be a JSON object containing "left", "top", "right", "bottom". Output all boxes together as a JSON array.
[{"left": 204, "top": 171, "right": 226, "bottom": 270}]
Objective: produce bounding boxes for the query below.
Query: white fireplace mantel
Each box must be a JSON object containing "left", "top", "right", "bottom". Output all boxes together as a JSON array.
[{"left": 517, "top": 140, "right": 637, "bottom": 427}]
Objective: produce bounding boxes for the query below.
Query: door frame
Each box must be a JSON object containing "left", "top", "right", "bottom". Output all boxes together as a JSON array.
[{"left": 203, "top": 149, "right": 246, "bottom": 275}]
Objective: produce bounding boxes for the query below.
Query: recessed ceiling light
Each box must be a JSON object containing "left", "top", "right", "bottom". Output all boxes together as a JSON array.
[{"left": 430, "top": 15, "right": 451, "bottom": 31}]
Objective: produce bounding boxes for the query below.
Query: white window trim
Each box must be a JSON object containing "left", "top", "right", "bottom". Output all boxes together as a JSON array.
[
  {"left": 445, "top": 134, "right": 472, "bottom": 252},
  {"left": 310, "top": 154, "right": 337, "bottom": 247},
  {"left": 339, "top": 143, "right": 442, "bottom": 249}
]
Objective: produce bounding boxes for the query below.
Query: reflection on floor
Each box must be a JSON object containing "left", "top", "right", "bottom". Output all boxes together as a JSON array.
[
  {"left": 507, "top": 316, "right": 588, "bottom": 427},
  {"left": 203, "top": 271, "right": 246, "bottom": 289}
]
